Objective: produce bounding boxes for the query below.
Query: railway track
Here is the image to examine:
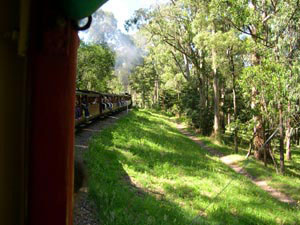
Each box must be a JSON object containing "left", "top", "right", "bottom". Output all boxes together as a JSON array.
[{"left": 73, "top": 110, "right": 130, "bottom": 225}]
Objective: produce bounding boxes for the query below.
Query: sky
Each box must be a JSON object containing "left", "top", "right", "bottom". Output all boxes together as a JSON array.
[{"left": 101, "top": 0, "right": 167, "bottom": 32}]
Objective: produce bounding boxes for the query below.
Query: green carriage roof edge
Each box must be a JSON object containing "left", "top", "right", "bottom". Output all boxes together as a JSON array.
[{"left": 60, "top": 0, "right": 109, "bottom": 20}]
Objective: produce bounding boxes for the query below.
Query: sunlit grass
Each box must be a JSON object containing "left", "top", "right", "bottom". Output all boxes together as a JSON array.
[
  {"left": 86, "top": 110, "right": 300, "bottom": 225},
  {"left": 193, "top": 129, "right": 300, "bottom": 203}
]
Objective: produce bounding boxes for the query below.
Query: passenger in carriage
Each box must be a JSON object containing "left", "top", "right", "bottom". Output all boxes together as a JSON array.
[
  {"left": 105, "top": 97, "right": 109, "bottom": 108},
  {"left": 101, "top": 98, "right": 106, "bottom": 110},
  {"left": 119, "top": 97, "right": 122, "bottom": 106},
  {"left": 105, "top": 97, "right": 109, "bottom": 110},
  {"left": 118, "top": 98, "right": 122, "bottom": 107},
  {"left": 75, "top": 98, "right": 82, "bottom": 119},
  {"left": 110, "top": 98, "right": 114, "bottom": 109},
  {"left": 82, "top": 96, "right": 90, "bottom": 117},
  {"left": 108, "top": 97, "right": 113, "bottom": 110}
]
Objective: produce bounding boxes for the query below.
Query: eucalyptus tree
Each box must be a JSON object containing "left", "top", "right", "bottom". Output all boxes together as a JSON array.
[
  {"left": 191, "top": 0, "right": 245, "bottom": 138},
  {"left": 207, "top": 30, "right": 246, "bottom": 152},
  {"left": 213, "top": 0, "right": 300, "bottom": 172},
  {"left": 127, "top": 0, "right": 217, "bottom": 134},
  {"left": 272, "top": 5, "right": 300, "bottom": 160},
  {"left": 127, "top": 0, "right": 300, "bottom": 173}
]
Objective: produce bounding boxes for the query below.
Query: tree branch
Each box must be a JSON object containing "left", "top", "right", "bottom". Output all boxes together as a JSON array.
[{"left": 170, "top": 51, "right": 189, "bottom": 80}]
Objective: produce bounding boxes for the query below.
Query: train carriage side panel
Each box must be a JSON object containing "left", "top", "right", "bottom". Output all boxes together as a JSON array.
[
  {"left": 75, "top": 92, "right": 85, "bottom": 126},
  {"left": 87, "top": 94, "right": 100, "bottom": 119}
]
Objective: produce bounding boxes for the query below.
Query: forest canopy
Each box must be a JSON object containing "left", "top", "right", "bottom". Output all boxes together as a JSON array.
[
  {"left": 76, "top": 41, "right": 116, "bottom": 92},
  {"left": 124, "top": 0, "right": 300, "bottom": 173}
]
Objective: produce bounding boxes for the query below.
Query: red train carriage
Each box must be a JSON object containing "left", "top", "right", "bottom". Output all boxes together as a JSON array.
[{"left": 0, "top": 1, "right": 114, "bottom": 224}]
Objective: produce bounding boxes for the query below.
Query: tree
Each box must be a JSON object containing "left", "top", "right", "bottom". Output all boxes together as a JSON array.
[
  {"left": 215, "top": 0, "right": 300, "bottom": 171},
  {"left": 77, "top": 42, "right": 115, "bottom": 92},
  {"left": 126, "top": 0, "right": 300, "bottom": 173},
  {"left": 130, "top": 59, "right": 157, "bottom": 108},
  {"left": 83, "top": 9, "right": 144, "bottom": 92}
]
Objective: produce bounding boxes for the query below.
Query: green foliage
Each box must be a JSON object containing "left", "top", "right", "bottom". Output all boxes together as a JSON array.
[
  {"left": 83, "top": 9, "right": 144, "bottom": 92},
  {"left": 180, "top": 83, "right": 214, "bottom": 135},
  {"left": 77, "top": 41, "right": 115, "bottom": 92},
  {"left": 130, "top": 59, "right": 157, "bottom": 108},
  {"left": 120, "top": 0, "right": 300, "bottom": 178},
  {"left": 107, "top": 75, "right": 124, "bottom": 94}
]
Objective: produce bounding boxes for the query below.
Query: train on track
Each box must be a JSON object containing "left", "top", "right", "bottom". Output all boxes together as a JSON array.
[{"left": 75, "top": 90, "right": 132, "bottom": 126}]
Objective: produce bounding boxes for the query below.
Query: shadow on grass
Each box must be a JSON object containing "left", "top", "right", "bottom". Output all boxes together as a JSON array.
[
  {"left": 198, "top": 132, "right": 300, "bottom": 203},
  {"left": 86, "top": 139, "right": 287, "bottom": 225},
  {"left": 86, "top": 110, "right": 300, "bottom": 225},
  {"left": 87, "top": 134, "right": 194, "bottom": 225},
  {"left": 112, "top": 122, "right": 230, "bottom": 181}
]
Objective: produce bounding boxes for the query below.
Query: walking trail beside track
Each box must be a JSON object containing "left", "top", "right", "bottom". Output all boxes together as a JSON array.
[
  {"left": 176, "top": 123, "right": 297, "bottom": 205},
  {"left": 73, "top": 110, "right": 130, "bottom": 225}
]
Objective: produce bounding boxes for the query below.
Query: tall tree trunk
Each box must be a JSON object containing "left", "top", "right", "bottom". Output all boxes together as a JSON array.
[
  {"left": 262, "top": 121, "right": 267, "bottom": 167},
  {"left": 227, "top": 113, "right": 231, "bottom": 125},
  {"left": 285, "top": 100, "right": 292, "bottom": 160},
  {"left": 199, "top": 76, "right": 206, "bottom": 111},
  {"left": 233, "top": 83, "right": 238, "bottom": 153},
  {"left": 279, "top": 101, "right": 285, "bottom": 173},
  {"left": 212, "top": 27, "right": 220, "bottom": 137},
  {"left": 213, "top": 70, "right": 220, "bottom": 137},
  {"left": 252, "top": 87, "right": 265, "bottom": 159},
  {"left": 247, "top": 21, "right": 265, "bottom": 160},
  {"left": 198, "top": 74, "right": 207, "bottom": 134},
  {"left": 296, "top": 128, "right": 300, "bottom": 146},
  {"left": 142, "top": 92, "right": 145, "bottom": 108},
  {"left": 220, "top": 82, "right": 225, "bottom": 132},
  {"left": 251, "top": 50, "right": 265, "bottom": 160},
  {"left": 230, "top": 53, "right": 238, "bottom": 153},
  {"left": 206, "top": 74, "right": 209, "bottom": 108},
  {"left": 183, "top": 54, "right": 190, "bottom": 79}
]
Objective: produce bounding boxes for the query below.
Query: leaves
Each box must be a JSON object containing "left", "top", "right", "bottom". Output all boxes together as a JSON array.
[{"left": 77, "top": 42, "right": 115, "bottom": 92}]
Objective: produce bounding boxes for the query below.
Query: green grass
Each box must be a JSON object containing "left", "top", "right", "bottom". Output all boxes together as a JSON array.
[
  {"left": 86, "top": 110, "right": 300, "bottom": 225},
  {"left": 190, "top": 130, "right": 300, "bottom": 204}
]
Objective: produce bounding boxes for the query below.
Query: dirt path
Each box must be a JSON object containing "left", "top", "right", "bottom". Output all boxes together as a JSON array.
[
  {"left": 73, "top": 111, "right": 130, "bottom": 225},
  {"left": 176, "top": 124, "right": 297, "bottom": 205}
]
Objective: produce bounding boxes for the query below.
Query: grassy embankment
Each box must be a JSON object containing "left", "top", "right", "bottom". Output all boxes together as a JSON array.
[
  {"left": 86, "top": 110, "right": 300, "bottom": 225},
  {"left": 192, "top": 131, "right": 300, "bottom": 203}
]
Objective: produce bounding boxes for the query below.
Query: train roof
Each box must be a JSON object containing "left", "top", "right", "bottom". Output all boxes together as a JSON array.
[
  {"left": 76, "top": 90, "right": 131, "bottom": 97},
  {"left": 76, "top": 90, "right": 99, "bottom": 96},
  {"left": 99, "top": 93, "right": 116, "bottom": 97}
]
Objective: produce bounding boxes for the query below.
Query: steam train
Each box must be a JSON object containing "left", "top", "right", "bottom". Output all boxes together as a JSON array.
[{"left": 75, "top": 90, "right": 132, "bottom": 126}]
